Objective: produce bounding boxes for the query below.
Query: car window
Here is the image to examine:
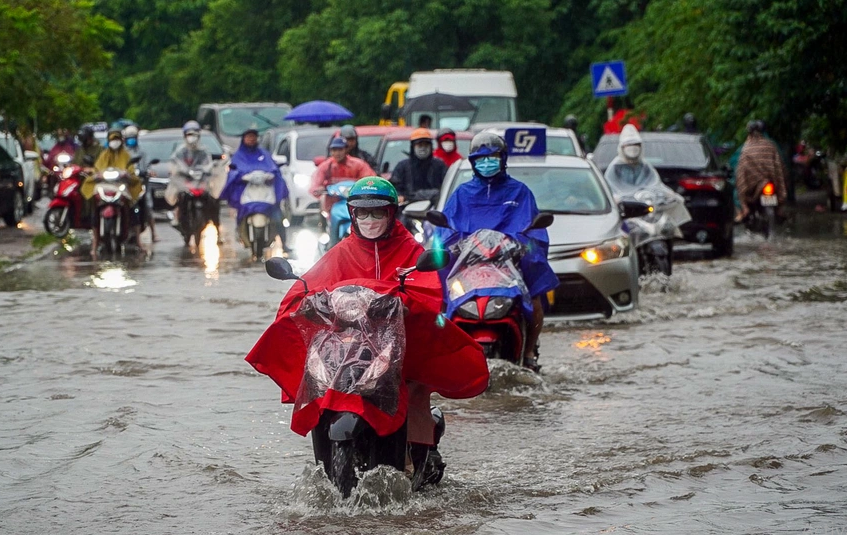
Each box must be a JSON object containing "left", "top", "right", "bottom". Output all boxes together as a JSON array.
[
  {"left": 642, "top": 141, "right": 709, "bottom": 168},
  {"left": 277, "top": 139, "right": 290, "bottom": 159},
  {"left": 457, "top": 139, "right": 471, "bottom": 156},
  {"left": 546, "top": 136, "right": 577, "bottom": 156},
  {"left": 295, "top": 133, "right": 333, "bottom": 161},
  {"left": 358, "top": 135, "right": 383, "bottom": 156},
  {"left": 448, "top": 166, "right": 611, "bottom": 214},
  {"left": 380, "top": 139, "right": 420, "bottom": 174},
  {"left": 141, "top": 133, "right": 223, "bottom": 162},
  {"left": 0, "top": 145, "right": 12, "bottom": 162},
  {"left": 218, "top": 106, "right": 294, "bottom": 137},
  {"left": 591, "top": 139, "right": 619, "bottom": 170}
]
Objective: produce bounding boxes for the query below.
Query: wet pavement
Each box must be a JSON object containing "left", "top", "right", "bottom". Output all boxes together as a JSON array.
[{"left": 1, "top": 202, "right": 847, "bottom": 534}]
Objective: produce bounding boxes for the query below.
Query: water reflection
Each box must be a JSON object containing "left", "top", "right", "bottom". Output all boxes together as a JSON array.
[
  {"left": 200, "top": 223, "right": 220, "bottom": 282},
  {"left": 87, "top": 263, "right": 137, "bottom": 291}
]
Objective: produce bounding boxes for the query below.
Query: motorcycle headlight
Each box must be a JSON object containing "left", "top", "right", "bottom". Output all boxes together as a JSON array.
[
  {"left": 62, "top": 167, "right": 74, "bottom": 179},
  {"left": 581, "top": 237, "right": 629, "bottom": 264},
  {"left": 484, "top": 297, "right": 514, "bottom": 319},
  {"left": 293, "top": 174, "right": 311, "bottom": 188},
  {"left": 102, "top": 170, "right": 120, "bottom": 180},
  {"left": 457, "top": 300, "right": 479, "bottom": 319}
]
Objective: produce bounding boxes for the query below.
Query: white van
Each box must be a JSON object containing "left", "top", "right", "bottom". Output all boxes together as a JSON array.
[{"left": 404, "top": 69, "right": 518, "bottom": 130}]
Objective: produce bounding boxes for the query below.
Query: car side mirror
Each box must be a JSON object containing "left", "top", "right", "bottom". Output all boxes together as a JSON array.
[
  {"left": 274, "top": 155, "right": 288, "bottom": 167},
  {"left": 129, "top": 155, "right": 142, "bottom": 165},
  {"left": 148, "top": 159, "right": 161, "bottom": 166},
  {"left": 24, "top": 150, "right": 39, "bottom": 161},
  {"left": 380, "top": 103, "right": 392, "bottom": 121},
  {"left": 381, "top": 162, "right": 390, "bottom": 174},
  {"left": 619, "top": 200, "right": 651, "bottom": 219},
  {"left": 416, "top": 249, "right": 450, "bottom": 272},
  {"left": 425, "top": 210, "right": 451, "bottom": 229},
  {"left": 402, "top": 200, "right": 431, "bottom": 219},
  {"left": 526, "top": 212, "right": 554, "bottom": 230}
]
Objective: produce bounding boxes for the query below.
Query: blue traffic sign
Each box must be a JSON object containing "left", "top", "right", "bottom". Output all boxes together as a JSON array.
[
  {"left": 591, "top": 61, "right": 628, "bottom": 98},
  {"left": 504, "top": 127, "right": 547, "bottom": 156}
]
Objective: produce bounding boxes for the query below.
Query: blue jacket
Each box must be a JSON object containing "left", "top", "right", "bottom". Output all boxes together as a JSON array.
[
  {"left": 435, "top": 173, "right": 559, "bottom": 315},
  {"left": 221, "top": 143, "right": 287, "bottom": 221}
]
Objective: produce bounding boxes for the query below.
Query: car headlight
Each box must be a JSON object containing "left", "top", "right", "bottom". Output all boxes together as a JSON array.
[
  {"left": 581, "top": 237, "right": 629, "bottom": 264},
  {"left": 457, "top": 300, "right": 479, "bottom": 319},
  {"left": 293, "top": 174, "right": 311, "bottom": 188},
  {"left": 484, "top": 297, "right": 513, "bottom": 319}
]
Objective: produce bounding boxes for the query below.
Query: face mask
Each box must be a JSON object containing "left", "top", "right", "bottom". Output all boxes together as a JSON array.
[
  {"left": 357, "top": 217, "right": 390, "bottom": 240},
  {"left": 623, "top": 145, "right": 641, "bottom": 160},
  {"left": 185, "top": 134, "right": 199, "bottom": 146},
  {"left": 126, "top": 138, "right": 137, "bottom": 148},
  {"left": 57, "top": 136, "right": 67, "bottom": 143},
  {"left": 109, "top": 140, "right": 122, "bottom": 150},
  {"left": 441, "top": 141, "right": 455, "bottom": 152},
  {"left": 472, "top": 156, "right": 501, "bottom": 178},
  {"left": 414, "top": 144, "right": 432, "bottom": 159}
]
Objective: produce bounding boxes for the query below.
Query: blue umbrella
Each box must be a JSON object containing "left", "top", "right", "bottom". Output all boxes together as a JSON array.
[{"left": 284, "top": 100, "right": 354, "bottom": 123}]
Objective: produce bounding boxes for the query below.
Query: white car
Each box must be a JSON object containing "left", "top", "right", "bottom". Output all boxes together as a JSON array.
[
  {"left": 0, "top": 131, "right": 40, "bottom": 212},
  {"left": 430, "top": 154, "right": 642, "bottom": 320},
  {"left": 272, "top": 127, "right": 334, "bottom": 226},
  {"left": 476, "top": 124, "right": 585, "bottom": 157}
]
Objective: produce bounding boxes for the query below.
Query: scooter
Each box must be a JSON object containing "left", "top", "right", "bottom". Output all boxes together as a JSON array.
[
  {"left": 742, "top": 181, "right": 778, "bottom": 239},
  {"left": 426, "top": 210, "right": 554, "bottom": 369},
  {"left": 622, "top": 189, "right": 687, "bottom": 277},
  {"left": 43, "top": 164, "right": 91, "bottom": 238},
  {"left": 92, "top": 167, "right": 144, "bottom": 255},
  {"left": 45, "top": 152, "right": 73, "bottom": 199},
  {"left": 264, "top": 252, "right": 451, "bottom": 497},
  {"left": 322, "top": 180, "right": 356, "bottom": 249},
  {"left": 171, "top": 163, "right": 216, "bottom": 247},
  {"left": 237, "top": 169, "right": 278, "bottom": 260}
]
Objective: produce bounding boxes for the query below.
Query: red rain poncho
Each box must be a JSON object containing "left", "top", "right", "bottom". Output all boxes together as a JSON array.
[{"left": 246, "top": 221, "right": 489, "bottom": 440}]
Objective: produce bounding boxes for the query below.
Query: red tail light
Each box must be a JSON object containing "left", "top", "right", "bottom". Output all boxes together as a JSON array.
[
  {"left": 762, "top": 182, "right": 775, "bottom": 196},
  {"left": 679, "top": 177, "right": 726, "bottom": 191}
]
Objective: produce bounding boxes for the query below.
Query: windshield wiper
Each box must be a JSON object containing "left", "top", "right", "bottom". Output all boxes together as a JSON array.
[{"left": 252, "top": 111, "right": 279, "bottom": 128}]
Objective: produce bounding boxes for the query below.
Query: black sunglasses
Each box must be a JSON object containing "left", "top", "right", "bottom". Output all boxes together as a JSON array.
[{"left": 353, "top": 207, "right": 389, "bottom": 220}]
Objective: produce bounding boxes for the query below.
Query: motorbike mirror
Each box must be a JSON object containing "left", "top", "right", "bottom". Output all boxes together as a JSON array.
[
  {"left": 379, "top": 103, "right": 392, "bottom": 121},
  {"left": 82, "top": 155, "right": 95, "bottom": 166},
  {"left": 228, "top": 163, "right": 237, "bottom": 170},
  {"left": 403, "top": 200, "right": 431, "bottom": 220},
  {"left": 212, "top": 153, "right": 223, "bottom": 161},
  {"left": 129, "top": 155, "right": 142, "bottom": 165},
  {"left": 425, "top": 210, "right": 451, "bottom": 229},
  {"left": 415, "top": 249, "right": 450, "bottom": 272},
  {"left": 619, "top": 200, "right": 652, "bottom": 219},
  {"left": 148, "top": 159, "right": 160, "bottom": 166},
  {"left": 381, "top": 162, "right": 390, "bottom": 174},
  {"left": 526, "top": 212, "right": 554, "bottom": 231},
  {"left": 265, "top": 257, "right": 298, "bottom": 281}
]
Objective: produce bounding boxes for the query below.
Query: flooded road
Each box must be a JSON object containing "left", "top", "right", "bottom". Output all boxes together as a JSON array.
[{"left": 2, "top": 209, "right": 847, "bottom": 534}]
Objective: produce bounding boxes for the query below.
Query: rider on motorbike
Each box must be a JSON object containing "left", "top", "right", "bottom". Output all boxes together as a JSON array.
[
  {"left": 434, "top": 132, "right": 559, "bottom": 372},
  {"left": 310, "top": 136, "right": 375, "bottom": 232},
  {"left": 220, "top": 128, "right": 290, "bottom": 252},
  {"left": 45, "top": 128, "right": 78, "bottom": 170},
  {"left": 246, "top": 177, "right": 488, "bottom": 481},
  {"left": 72, "top": 126, "right": 103, "bottom": 166},
  {"left": 82, "top": 128, "right": 143, "bottom": 253},
  {"left": 123, "top": 125, "right": 158, "bottom": 243},
  {"left": 433, "top": 128, "right": 463, "bottom": 168},
  {"left": 391, "top": 128, "right": 447, "bottom": 205},
  {"left": 340, "top": 124, "right": 377, "bottom": 170},
  {"left": 735, "top": 119, "right": 788, "bottom": 221},
  {"left": 167, "top": 121, "right": 221, "bottom": 242}
]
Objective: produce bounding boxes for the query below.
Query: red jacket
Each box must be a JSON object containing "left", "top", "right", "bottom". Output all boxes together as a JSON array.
[
  {"left": 245, "top": 221, "right": 489, "bottom": 437},
  {"left": 434, "top": 147, "right": 462, "bottom": 168}
]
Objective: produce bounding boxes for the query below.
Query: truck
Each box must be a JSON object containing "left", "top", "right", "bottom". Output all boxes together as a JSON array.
[{"left": 379, "top": 69, "right": 518, "bottom": 130}]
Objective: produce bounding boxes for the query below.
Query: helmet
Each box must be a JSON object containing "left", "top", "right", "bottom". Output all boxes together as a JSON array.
[
  {"left": 78, "top": 125, "right": 94, "bottom": 142},
  {"left": 683, "top": 112, "right": 696, "bottom": 126},
  {"left": 563, "top": 114, "right": 578, "bottom": 130},
  {"left": 436, "top": 128, "right": 456, "bottom": 141},
  {"left": 347, "top": 177, "right": 398, "bottom": 208},
  {"left": 329, "top": 136, "right": 347, "bottom": 149},
  {"left": 340, "top": 124, "right": 357, "bottom": 139},
  {"left": 469, "top": 132, "right": 507, "bottom": 158},
  {"left": 123, "top": 125, "right": 139, "bottom": 138},
  {"left": 242, "top": 128, "right": 259, "bottom": 137},
  {"left": 746, "top": 120, "right": 763, "bottom": 134},
  {"left": 410, "top": 128, "right": 432, "bottom": 143},
  {"left": 618, "top": 124, "right": 642, "bottom": 147},
  {"left": 182, "top": 120, "right": 201, "bottom": 135},
  {"left": 107, "top": 127, "right": 123, "bottom": 141}
]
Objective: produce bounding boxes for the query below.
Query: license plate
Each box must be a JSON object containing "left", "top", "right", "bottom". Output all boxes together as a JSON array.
[
  {"left": 760, "top": 194, "right": 778, "bottom": 207},
  {"left": 154, "top": 190, "right": 165, "bottom": 198}
]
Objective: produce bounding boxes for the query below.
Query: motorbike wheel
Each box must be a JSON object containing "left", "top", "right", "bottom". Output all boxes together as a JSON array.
[
  {"left": 102, "top": 217, "right": 117, "bottom": 255},
  {"left": 330, "top": 441, "right": 358, "bottom": 498},
  {"left": 251, "top": 226, "right": 266, "bottom": 260},
  {"left": 711, "top": 225, "right": 734, "bottom": 258},
  {"left": 764, "top": 206, "right": 776, "bottom": 240},
  {"left": 43, "top": 207, "right": 70, "bottom": 238}
]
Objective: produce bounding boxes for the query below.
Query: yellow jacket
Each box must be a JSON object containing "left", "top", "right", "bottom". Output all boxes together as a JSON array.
[{"left": 82, "top": 148, "right": 142, "bottom": 201}]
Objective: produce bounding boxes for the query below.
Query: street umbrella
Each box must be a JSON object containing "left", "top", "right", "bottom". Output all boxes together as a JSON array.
[
  {"left": 284, "top": 100, "right": 354, "bottom": 123},
  {"left": 402, "top": 92, "right": 477, "bottom": 128}
]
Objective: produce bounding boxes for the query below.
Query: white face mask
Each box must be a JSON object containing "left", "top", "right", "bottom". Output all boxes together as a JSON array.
[
  {"left": 623, "top": 145, "right": 641, "bottom": 160},
  {"left": 357, "top": 217, "right": 390, "bottom": 240},
  {"left": 185, "top": 134, "right": 199, "bottom": 146},
  {"left": 108, "top": 140, "right": 122, "bottom": 150},
  {"left": 441, "top": 141, "right": 455, "bottom": 152}
]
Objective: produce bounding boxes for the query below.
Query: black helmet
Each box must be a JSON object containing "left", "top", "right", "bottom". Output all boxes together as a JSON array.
[
  {"left": 564, "top": 114, "right": 578, "bottom": 130},
  {"left": 683, "top": 112, "right": 695, "bottom": 125},
  {"left": 469, "top": 132, "right": 507, "bottom": 159},
  {"left": 746, "top": 120, "right": 762, "bottom": 134},
  {"left": 78, "top": 125, "right": 94, "bottom": 142}
]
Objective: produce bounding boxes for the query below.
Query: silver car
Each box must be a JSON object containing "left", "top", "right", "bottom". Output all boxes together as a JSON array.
[
  {"left": 435, "top": 155, "right": 640, "bottom": 320},
  {"left": 272, "top": 127, "right": 334, "bottom": 226}
]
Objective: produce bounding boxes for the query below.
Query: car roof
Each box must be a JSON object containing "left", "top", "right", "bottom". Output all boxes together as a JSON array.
[
  {"left": 198, "top": 102, "right": 292, "bottom": 109},
  {"left": 455, "top": 154, "right": 592, "bottom": 169},
  {"left": 382, "top": 128, "right": 474, "bottom": 141},
  {"left": 287, "top": 127, "right": 336, "bottom": 139},
  {"left": 598, "top": 132, "right": 705, "bottom": 143},
  {"left": 470, "top": 121, "right": 548, "bottom": 133},
  {"left": 331, "top": 125, "right": 410, "bottom": 136},
  {"left": 140, "top": 128, "right": 218, "bottom": 138}
]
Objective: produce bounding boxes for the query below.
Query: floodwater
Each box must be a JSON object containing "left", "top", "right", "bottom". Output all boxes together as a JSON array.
[{"left": 2, "top": 209, "right": 847, "bottom": 534}]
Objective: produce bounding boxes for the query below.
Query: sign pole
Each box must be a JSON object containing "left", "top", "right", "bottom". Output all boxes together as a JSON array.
[{"left": 607, "top": 96, "right": 614, "bottom": 121}]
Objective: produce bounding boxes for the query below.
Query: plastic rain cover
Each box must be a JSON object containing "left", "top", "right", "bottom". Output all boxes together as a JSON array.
[
  {"left": 445, "top": 229, "right": 530, "bottom": 312},
  {"left": 291, "top": 285, "right": 406, "bottom": 417}
]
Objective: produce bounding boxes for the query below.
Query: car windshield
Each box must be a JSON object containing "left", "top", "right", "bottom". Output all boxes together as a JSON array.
[
  {"left": 448, "top": 166, "right": 610, "bottom": 214},
  {"left": 546, "top": 136, "right": 577, "bottom": 156},
  {"left": 593, "top": 138, "right": 710, "bottom": 169},
  {"left": 358, "top": 135, "right": 383, "bottom": 156},
  {"left": 380, "top": 139, "right": 418, "bottom": 174},
  {"left": 295, "top": 133, "right": 334, "bottom": 161},
  {"left": 141, "top": 133, "right": 223, "bottom": 161},
  {"left": 218, "top": 106, "right": 294, "bottom": 137}
]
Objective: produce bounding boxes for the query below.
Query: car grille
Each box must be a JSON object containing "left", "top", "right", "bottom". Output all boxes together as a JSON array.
[{"left": 549, "top": 274, "right": 613, "bottom": 317}]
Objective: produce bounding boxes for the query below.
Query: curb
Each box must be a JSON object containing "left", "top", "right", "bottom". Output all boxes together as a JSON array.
[{"left": 1, "top": 241, "right": 61, "bottom": 274}]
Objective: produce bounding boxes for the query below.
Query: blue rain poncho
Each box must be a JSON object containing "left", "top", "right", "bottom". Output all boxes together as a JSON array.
[{"left": 220, "top": 142, "right": 287, "bottom": 221}]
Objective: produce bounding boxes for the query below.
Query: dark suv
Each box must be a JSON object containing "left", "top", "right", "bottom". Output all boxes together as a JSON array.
[
  {"left": 592, "top": 132, "right": 735, "bottom": 257},
  {"left": 0, "top": 144, "right": 26, "bottom": 227}
]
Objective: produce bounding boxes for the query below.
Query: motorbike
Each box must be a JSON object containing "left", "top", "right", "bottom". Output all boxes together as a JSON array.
[
  {"left": 43, "top": 164, "right": 91, "bottom": 238},
  {"left": 46, "top": 153, "right": 74, "bottom": 199},
  {"left": 168, "top": 160, "right": 216, "bottom": 247},
  {"left": 264, "top": 252, "right": 453, "bottom": 497},
  {"left": 624, "top": 188, "right": 688, "bottom": 276},
  {"left": 742, "top": 181, "right": 778, "bottom": 239},
  {"left": 426, "top": 210, "right": 553, "bottom": 369},
  {"left": 321, "top": 180, "right": 356, "bottom": 249},
  {"left": 91, "top": 167, "right": 145, "bottom": 255},
  {"left": 236, "top": 168, "right": 279, "bottom": 260}
]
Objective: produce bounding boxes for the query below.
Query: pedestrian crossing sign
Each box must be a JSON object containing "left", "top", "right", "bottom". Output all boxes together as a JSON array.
[{"left": 591, "top": 61, "right": 628, "bottom": 97}]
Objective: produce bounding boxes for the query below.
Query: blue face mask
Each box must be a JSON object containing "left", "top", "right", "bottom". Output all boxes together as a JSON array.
[{"left": 472, "top": 156, "right": 501, "bottom": 178}]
